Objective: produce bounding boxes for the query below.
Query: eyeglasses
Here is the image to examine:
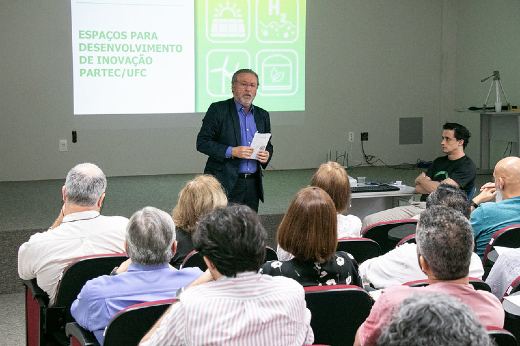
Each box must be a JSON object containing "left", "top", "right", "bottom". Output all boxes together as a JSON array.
[{"left": 236, "top": 81, "right": 258, "bottom": 89}]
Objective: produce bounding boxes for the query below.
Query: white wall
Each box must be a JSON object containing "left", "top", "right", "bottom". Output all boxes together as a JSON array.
[
  {"left": 1, "top": 1, "right": 464, "bottom": 181},
  {"left": 451, "top": 0, "right": 520, "bottom": 166}
]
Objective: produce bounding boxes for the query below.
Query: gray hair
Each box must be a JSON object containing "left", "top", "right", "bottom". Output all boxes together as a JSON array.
[
  {"left": 426, "top": 183, "right": 470, "bottom": 219},
  {"left": 65, "top": 163, "right": 106, "bottom": 207},
  {"left": 231, "top": 69, "right": 260, "bottom": 86},
  {"left": 416, "top": 206, "right": 473, "bottom": 280},
  {"left": 377, "top": 293, "right": 492, "bottom": 346},
  {"left": 126, "top": 207, "right": 176, "bottom": 266}
]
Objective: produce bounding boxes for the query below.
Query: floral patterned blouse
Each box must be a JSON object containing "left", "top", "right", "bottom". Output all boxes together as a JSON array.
[{"left": 260, "top": 251, "right": 362, "bottom": 287}]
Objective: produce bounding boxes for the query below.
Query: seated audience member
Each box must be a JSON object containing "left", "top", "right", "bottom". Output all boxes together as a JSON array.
[
  {"left": 377, "top": 293, "right": 493, "bottom": 346},
  {"left": 469, "top": 156, "right": 520, "bottom": 257},
  {"left": 277, "top": 161, "right": 362, "bottom": 261},
  {"left": 71, "top": 207, "right": 203, "bottom": 344},
  {"left": 311, "top": 161, "right": 362, "bottom": 238},
  {"left": 139, "top": 205, "right": 314, "bottom": 345},
  {"left": 170, "top": 175, "right": 227, "bottom": 268},
  {"left": 354, "top": 206, "right": 504, "bottom": 346},
  {"left": 359, "top": 183, "right": 484, "bottom": 288},
  {"left": 362, "top": 122, "right": 476, "bottom": 229},
  {"left": 262, "top": 187, "right": 362, "bottom": 287},
  {"left": 486, "top": 248, "right": 520, "bottom": 300},
  {"left": 18, "top": 163, "right": 128, "bottom": 305}
]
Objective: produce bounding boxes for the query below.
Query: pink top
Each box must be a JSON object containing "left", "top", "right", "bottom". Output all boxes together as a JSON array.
[{"left": 358, "top": 282, "right": 504, "bottom": 346}]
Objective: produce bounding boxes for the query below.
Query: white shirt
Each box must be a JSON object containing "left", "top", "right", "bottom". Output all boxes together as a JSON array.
[
  {"left": 359, "top": 243, "right": 485, "bottom": 289},
  {"left": 141, "top": 272, "right": 314, "bottom": 346},
  {"left": 486, "top": 248, "right": 520, "bottom": 300},
  {"left": 18, "top": 210, "right": 128, "bottom": 305},
  {"left": 337, "top": 213, "right": 362, "bottom": 239},
  {"left": 277, "top": 213, "right": 362, "bottom": 261}
]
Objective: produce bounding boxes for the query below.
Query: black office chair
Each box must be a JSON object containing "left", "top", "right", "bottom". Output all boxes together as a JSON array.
[
  {"left": 486, "top": 326, "right": 518, "bottom": 346},
  {"left": 395, "top": 234, "right": 416, "bottom": 247},
  {"left": 179, "top": 250, "right": 207, "bottom": 271},
  {"left": 336, "top": 237, "right": 381, "bottom": 264},
  {"left": 304, "top": 285, "right": 373, "bottom": 346},
  {"left": 362, "top": 219, "right": 418, "bottom": 254},
  {"left": 403, "top": 277, "right": 491, "bottom": 292},
  {"left": 482, "top": 224, "right": 520, "bottom": 267},
  {"left": 265, "top": 246, "right": 278, "bottom": 262},
  {"left": 23, "top": 253, "right": 127, "bottom": 346},
  {"left": 66, "top": 298, "right": 175, "bottom": 346}
]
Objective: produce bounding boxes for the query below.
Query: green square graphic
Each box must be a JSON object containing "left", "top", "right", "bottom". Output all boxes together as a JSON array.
[{"left": 196, "top": 0, "right": 306, "bottom": 112}]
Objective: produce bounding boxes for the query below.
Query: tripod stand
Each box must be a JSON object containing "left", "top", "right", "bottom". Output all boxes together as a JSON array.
[{"left": 481, "top": 70, "right": 510, "bottom": 111}]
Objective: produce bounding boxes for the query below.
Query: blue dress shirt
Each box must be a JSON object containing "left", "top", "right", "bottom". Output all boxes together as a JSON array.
[
  {"left": 225, "top": 100, "right": 258, "bottom": 173},
  {"left": 70, "top": 263, "right": 203, "bottom": 344}
]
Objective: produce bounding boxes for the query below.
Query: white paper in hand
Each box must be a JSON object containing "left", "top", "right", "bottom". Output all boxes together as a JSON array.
[{"left": 250, "top": 133, "right": 271, "bottom": 160}]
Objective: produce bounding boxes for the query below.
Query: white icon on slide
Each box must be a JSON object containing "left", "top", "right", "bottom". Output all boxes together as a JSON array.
[
  {"left": 256, "top": 50, "right": 298, "bottom": 96},
  {"left": 207, "top": 1, "right": 250, "bottom": 43},
  {"left": 256, "top": 0, "right": 300, "bottom": 43},
  {"left": 207, "top": 50, "right": 250, "bottom": 96}
]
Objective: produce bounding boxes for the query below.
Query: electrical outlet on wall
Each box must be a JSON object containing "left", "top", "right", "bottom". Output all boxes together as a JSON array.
[
  {"left": 349, "top": 132, "right": 354, "bottom": 142},
  {"left": 59, "top": 139, "right": 68, "bottom": 152},
  {"left": 361, "top": 132, "right": 368, "bottom": 141}
]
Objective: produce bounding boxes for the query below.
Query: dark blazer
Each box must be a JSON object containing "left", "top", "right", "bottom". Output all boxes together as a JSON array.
[{"left": 196, "top": 98, "right": 273, "bottom": 202}]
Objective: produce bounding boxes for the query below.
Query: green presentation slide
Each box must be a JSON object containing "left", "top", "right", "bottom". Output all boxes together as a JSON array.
[{"left": 71, "top": 0, "right": 305, "bottom": 115}]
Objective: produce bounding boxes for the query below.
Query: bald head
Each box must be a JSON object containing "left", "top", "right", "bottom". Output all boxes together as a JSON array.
[{"left": 494, "top": 157, "right": 520, "bottom": 198}]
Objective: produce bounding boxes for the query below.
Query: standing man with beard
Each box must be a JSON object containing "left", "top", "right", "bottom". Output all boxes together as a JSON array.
[
  {"left": 470, "top": 156, "right": 520, "bottom": 258},
  {"left": 197, "top": 69, "right": 273, "bottom": 212}
]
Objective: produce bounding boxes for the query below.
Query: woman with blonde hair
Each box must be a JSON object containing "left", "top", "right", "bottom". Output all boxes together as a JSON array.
[
  {"left": 311, "top": 161, "right": 361, "bottom": 239},
  {"left": 261, "top": 186, "right": 361, "bottom": 287},
  {"left": 170, "top": 175, "right": 227, "bottom": 268}
]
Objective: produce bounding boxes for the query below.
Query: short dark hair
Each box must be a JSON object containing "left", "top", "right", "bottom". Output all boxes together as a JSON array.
[
  {"left": 416, "top": 206, "right": 473, "bottom": 280},
  {"left": 443, "top": 122, "right": 471, "bottom": 149},
  {"left": 426, "top": 183, "right": 470, "bottom": 219},
  {"left": 193, "top": 205, "right": 267, "bottom": 277},
  {"left": 377, "top": 293, "right": 492, "bottom": 346}
]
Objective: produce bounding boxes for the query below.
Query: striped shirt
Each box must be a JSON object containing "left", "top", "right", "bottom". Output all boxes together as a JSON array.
[{"left": 141, "top": 272, "right": 314, "bottom": 346}]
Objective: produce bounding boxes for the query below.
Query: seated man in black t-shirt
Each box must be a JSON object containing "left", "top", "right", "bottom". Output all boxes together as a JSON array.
[{"left": 361, "top": 122, "right": 476, "bottom": 229}]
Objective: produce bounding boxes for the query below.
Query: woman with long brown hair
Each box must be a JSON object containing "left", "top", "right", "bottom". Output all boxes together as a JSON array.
[{"left": 261, "top": 186, "right": 361, "bottom": 287}]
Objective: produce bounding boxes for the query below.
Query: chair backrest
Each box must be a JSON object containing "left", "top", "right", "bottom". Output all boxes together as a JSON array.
[
  {"left": 396, "top": 234, "right": 416, "bottom": 247},
  {"left": 104, "top": 299, "right": 175, "bottom": 346},
  {"left": 179, "top": 250, "right": 207, "bottom": 271},
  {"left": 265, "top": 246, "right": 278, "bottom": 262},
  {"left": 362, "top": 219, "right": 418, "bottom": 254},
  {"left": 304, "top": 285, "right": 373, "bottom": 346},
  {"left": 66, "top": 299, "right": 175, "bottom": 346},
  {"left": 502, "top": 275, "right": 520, "bottom": 301},
  {"left": 23, "top": 279, "right": 48, "bottom": 346},
  {"left": 56, "top": 254, "right": 129, "bottom": 322},
  {"left": 487, "top": 326, "right": 518, "bottom": 346},
  {"left": 403, "top": 278, "right": 491, "bottom": 292},
  {"left": 482, "top": 224, "right": 520, "bottom": 265},
  {"left": 23, "top": 253, "right": 127, "bottom": 346},
  {"left": 55, "top": 254, "right": 128, "bottom": 344},
  {"left": 336, "top": 237, "right": 381, "bottom": 264}
]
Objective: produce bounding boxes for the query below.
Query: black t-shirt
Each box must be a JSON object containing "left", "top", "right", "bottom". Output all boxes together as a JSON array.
[{"left": 422, "top": 155, "right": 477, "bottom": 201}]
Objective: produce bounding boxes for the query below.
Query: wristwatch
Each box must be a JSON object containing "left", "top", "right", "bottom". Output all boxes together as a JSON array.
[
  {"left": 110, "top": 266, "right": 119, "bottom": 276},
  {"left": 174, "top": 286, "right": 185, "bottom": 299},
  {"left": 470, "top": 200, "right": 479, "bottom": 209}
]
